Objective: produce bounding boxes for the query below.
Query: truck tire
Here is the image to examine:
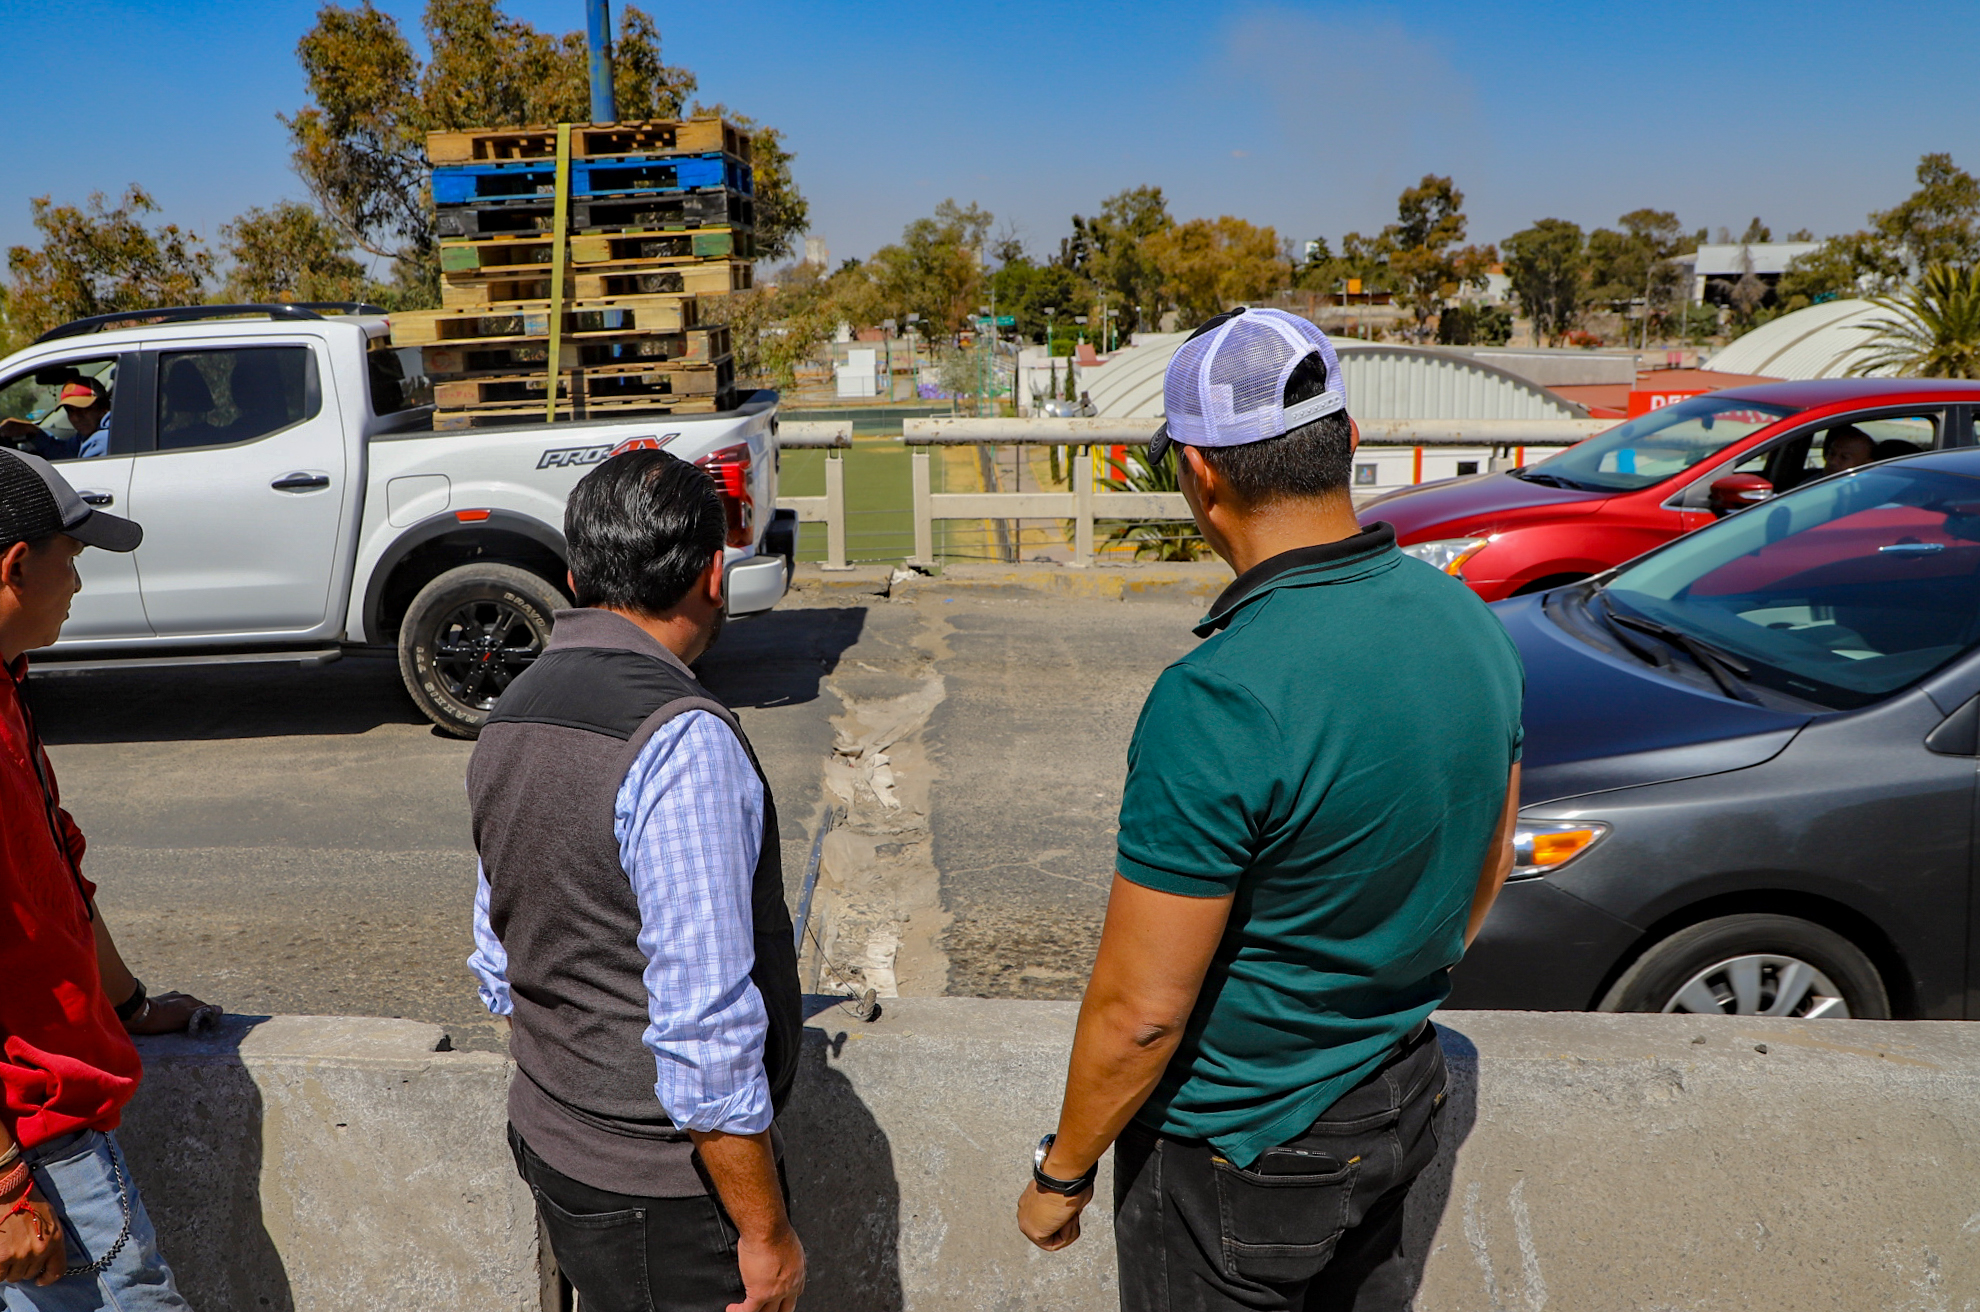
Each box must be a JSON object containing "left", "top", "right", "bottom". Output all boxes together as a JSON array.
[{"left": 397, "top": 563, "right": 566, "bottom": 738}]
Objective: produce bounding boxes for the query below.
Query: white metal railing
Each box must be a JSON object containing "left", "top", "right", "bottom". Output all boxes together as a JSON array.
[
  {"left": 899, "top": 416, "right": 1614, "bottom": 568},
  {"left": 775, "top": 421, "right": 853, "bottom": 570}
]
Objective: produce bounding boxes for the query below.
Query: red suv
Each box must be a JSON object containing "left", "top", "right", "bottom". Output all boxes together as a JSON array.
[{"left": 1361, "top": 378, "right": 1980, "bottom": 600}]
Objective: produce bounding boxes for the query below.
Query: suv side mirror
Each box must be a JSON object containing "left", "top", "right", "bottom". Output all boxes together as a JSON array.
[{"left": 1709, "top": 473, "right": 1773, "bottom": 515}]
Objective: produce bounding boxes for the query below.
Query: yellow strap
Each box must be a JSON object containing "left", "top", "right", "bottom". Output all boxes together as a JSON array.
[{"left": 544, "top": 123, "right": 573, "bottom": 423}]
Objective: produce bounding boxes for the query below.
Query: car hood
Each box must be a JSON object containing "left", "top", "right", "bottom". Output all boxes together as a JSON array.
[
  {"left": 1359, "top": 471, "right": 1608, "bottom": 541},
  {"left": 1493, "top": 592, "right": 1817, "bottom": 806}
]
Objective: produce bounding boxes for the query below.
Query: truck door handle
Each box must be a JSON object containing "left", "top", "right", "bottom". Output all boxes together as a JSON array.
[
  {"left": 271, "top": 472, "right": 331, "bottom": 492},
  {"left": 76, "top": 490, "right": 114, "bottom": 507}
]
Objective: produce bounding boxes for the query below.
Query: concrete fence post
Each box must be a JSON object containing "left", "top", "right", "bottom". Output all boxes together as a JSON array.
[
  {"left": 1073, "top": 445, "right": 1095, "bottom": 566},
  {"left": 823, "top": 452, "right": 848, "bottom": 570},
  {"left": 910, "top": 447, "right": 934, "bottom": 566}
]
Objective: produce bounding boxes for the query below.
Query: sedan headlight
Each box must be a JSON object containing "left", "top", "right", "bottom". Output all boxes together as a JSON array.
[
  {"left": 1509, "top": 820, "right": 1610, "bottom": 879},
  {"left": 1399, "top": 537, "right": 1489, "bottom": 576}
]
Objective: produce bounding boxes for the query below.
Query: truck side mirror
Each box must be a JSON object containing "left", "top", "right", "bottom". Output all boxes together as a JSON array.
[{"left": 1709, "top": 473, "right": 1773, "bottom": 516}]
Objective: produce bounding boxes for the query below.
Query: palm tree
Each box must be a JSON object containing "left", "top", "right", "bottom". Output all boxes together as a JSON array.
[
  {"left": 1851, "top": 263, "right": 1980, "bottom": 379},
  {"left": 1099, "top": 445, "right": 1207, "bottom": 561}
]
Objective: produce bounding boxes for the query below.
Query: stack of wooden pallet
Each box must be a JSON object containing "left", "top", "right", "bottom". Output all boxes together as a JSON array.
[{"left": 395, "top": 118, "right": 751, "bottom": 430}]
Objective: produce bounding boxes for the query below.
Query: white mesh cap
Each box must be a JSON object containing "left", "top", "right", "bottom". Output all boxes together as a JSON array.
[{"left": 1150, "top": 308, "right": 1346, "bottom": 460}]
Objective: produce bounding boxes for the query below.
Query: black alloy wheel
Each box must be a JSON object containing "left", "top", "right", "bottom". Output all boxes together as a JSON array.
[{"left": 397, "top": 562, "right": 566, "bottom": 737}]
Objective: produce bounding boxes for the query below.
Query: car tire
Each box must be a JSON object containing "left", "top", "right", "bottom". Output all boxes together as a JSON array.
[
  {"left": 1597, "top": 914, "right": 1890, "bottom": 1019},
  {"left": 397, "top": 563, "right": 566, "bottom": 739}
]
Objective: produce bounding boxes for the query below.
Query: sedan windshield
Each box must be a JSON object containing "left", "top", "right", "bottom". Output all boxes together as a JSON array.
[
  {"left": 1521, "top": 395, "right": 1794, "bottom": 492},
  {"left": 1605, "top": 462, "right": 1980, "bottom": 709}
]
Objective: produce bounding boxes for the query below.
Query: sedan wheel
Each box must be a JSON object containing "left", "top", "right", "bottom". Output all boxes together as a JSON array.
[
  {"left": 1662, "top": 954, "right": 1850, "bottom": 1018},
  {"left": 1598, "top": 913, "right": 1890, "bottom": 1019}
]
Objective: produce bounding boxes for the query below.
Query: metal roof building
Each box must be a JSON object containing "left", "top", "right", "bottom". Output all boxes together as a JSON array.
[
  {"left": 1703, "top": 299, "right": 1891, "bottom": 379},
  {"left": 1081, "top": 336, "right": 1589, "bottom": 421}
]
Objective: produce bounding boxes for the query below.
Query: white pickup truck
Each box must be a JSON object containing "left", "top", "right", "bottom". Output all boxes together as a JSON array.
[{"left": 0, "top": 304, "right": 793, "bottom": 735}]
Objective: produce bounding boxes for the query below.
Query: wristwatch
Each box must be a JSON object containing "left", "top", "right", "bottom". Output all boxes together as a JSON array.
[{"left": 1032, "top": 1134, "right": 1097, "bottom": 1196}]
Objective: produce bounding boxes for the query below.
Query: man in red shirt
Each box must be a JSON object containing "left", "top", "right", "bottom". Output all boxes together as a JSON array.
[{"left": 0, "top": 450, "right": 213, "bottom": 1306}]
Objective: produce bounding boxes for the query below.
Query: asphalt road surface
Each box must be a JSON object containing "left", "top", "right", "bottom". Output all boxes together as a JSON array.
[{"left": 36, "top": 586, "right": 1204, "bottom": 1049}]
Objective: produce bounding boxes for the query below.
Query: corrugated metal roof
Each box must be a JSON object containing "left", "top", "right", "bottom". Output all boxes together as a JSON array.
[
  {"left": 1703, "top": 299, "right": 1895, "bottom": 379},
  {"left": 1081, "top": 337, "right": 1587, "bottom": 421}
]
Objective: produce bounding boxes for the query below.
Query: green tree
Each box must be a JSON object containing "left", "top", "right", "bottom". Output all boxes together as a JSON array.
[
  {"left": 1370, "top": 175, "right": 1494, "bottom": 337},
  {"left": 1850, "top": 263, "right": 1980, "bottom": 379},
  {"left": 220, "top": 201, "right": 374, "bottom": 304},
  {"left": 1739, "top": 217, "right": 1772, "bottom": 244},
  {"left": 1585, "top": 208, "right": 1689, "bottom": 338},
  {"left": 1142, "top": 216, "right": 1288, "bottom": 325},
  {"left": 988, "top": 251, "right": 1090, "bottom": 346},
  {"left": 864, "top": 200, "right": 993, "bottom": 335},
  {"left": 5, "top": 187, "right": 213, "bottom": 339},
  {"left": 1873, "top": 152, "right": 1980, "bottom": 272},
  {"left": 1777, "top": 231, "right": 1906, "bottom": 306},
  {"left": 285, "top": 2, "right": 789, "bottom": 303},
  {"left": 1503, "top": 219, "right": 1586, "bottom": 346},
  {"left": 1069, "top": 187, "right": 1172, "bottom": 336}
]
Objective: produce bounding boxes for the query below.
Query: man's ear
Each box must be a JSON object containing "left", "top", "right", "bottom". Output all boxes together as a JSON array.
[
  {"left": 1348, "top": 416, "right": 1360, "bottom": 456},
  {"left": 0, "top": 540, "right": 29, "bottom": 590},
  {"left": 703, "top": 550, "right": 725, "bottom": 608}
]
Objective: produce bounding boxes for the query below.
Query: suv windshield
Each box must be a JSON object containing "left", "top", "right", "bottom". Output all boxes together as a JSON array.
[
  {"left": 1521, "top": 395, "right": 1794, "bottom": 492},
  {"left": 1604, "top": 461, "right": 1980, "bottom": 709}
]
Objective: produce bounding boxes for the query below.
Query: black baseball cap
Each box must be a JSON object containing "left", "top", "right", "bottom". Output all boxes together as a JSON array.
[{"left": 0, "top": 448, "right": 142, "bottom": 552}]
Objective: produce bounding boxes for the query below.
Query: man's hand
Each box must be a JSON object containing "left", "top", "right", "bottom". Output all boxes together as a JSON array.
[
  {"left": 0, "top": 1186, "right": 66, "bottom": 1287},
  {"left": 1016, "top": 1180, "right": 1090, "bottom": 1251},
  {"left": 125, "top": 990, "right": 213, "bottom": 1035},
  {"left": 731, "top": 1223, "right": 805, "bottom": 1312}
]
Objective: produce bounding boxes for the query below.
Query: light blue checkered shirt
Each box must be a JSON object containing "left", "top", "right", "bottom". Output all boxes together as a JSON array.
[{"left": 469, "top": 709, "right": 773, "bottom": 1134}]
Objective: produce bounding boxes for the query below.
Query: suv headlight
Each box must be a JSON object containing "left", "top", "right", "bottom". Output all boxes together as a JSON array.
[
  {"left": 1509, "top": 820, "right": 1610, "bottom": 879},
  {"left": 1400, "top": 537, "right": 1489, "bottom": 576}
]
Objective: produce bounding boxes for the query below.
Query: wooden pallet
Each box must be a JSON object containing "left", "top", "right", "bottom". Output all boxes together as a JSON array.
[
  {"left": 438, "top": 262, "right": 749, "bottom": 309},
  {"left": 390, "top": 295, "right": 699, "bottom": 346},
  {"left": 427, "top": 118, "right": 750, "bottom": 166},
  {"left": 432, "top": 389, "right": 737, "bottom": 431},
  {"left": 433, "top": 359, "right": 734, "bottom": 408},
  {"left": 433, "top": 190, "right": 750, "bottom": 239},
  {"left": 437, "top": 228, "right": 749, "bottom": 274},
  {"left": 423, "top": 326, "right": 730, "bottom": 376},
  {"left": 431, "top": 153, "right": 750, "bottom": 205}
]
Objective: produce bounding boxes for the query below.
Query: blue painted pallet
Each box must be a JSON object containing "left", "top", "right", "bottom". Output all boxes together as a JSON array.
[{"left": 431, "top": 153, "right": 752, "bottom": 205}]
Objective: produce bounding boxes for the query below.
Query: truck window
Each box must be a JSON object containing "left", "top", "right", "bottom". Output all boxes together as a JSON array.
[
  {"left": 156, "top": 347, "right": 318, "bottom": 452},
  {"left": 0, "top": 356, "right": 120, "bottom": 462},
  {"left": 368, "top": 344, "right": 432, "bottom": 416}
]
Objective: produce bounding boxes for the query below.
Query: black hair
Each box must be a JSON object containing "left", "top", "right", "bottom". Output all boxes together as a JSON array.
[
  {"left": 1193, "top": 349, "right": 1354, "bottom": 501},
  {"left": 565, "top": 449, "right": 726, "bottom": 614}
]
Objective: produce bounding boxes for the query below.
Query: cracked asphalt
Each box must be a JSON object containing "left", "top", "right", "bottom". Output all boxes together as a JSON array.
[{"left": 32, "top": 585, "right": 1205, "bottom": 1049}]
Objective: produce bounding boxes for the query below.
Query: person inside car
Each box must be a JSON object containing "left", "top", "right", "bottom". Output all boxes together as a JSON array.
[
  {"left": 0, "top": 382, "right": 112, "bottom": 462},
  {"left": 1821, "top": 425, "right": 1875, "bottom": 474}
]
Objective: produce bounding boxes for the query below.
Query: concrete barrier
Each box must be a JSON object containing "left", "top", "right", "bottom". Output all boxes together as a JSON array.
[{"left": 122, "top": 1002, "right": 1980, "bottom": 1310}]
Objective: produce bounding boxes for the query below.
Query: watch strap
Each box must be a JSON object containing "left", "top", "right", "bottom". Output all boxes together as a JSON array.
[{"left": 1032, "top": 1134, "right": 1097, "bottom": 1196}]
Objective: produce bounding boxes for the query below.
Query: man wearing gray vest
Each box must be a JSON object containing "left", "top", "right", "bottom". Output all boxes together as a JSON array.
[{"left": 466, "top": 449, "right": 805, "bottom": 1312}]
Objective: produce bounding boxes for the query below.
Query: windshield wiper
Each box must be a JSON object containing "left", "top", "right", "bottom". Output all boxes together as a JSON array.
[
  {"left": 1512, "top": 469, "right": 1586, "bottom": 490},
  {"left": 1596, "top": 593, "right": 1760, "bottom": 703}
]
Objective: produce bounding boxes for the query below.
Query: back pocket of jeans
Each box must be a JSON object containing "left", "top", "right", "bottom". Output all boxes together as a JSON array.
[
  {"left": 1212, "top": 1150, "right": 1360, "bottom": 1285},
  {"left": 535, "top": 1192, "right": 650, "bottom": 1312}
]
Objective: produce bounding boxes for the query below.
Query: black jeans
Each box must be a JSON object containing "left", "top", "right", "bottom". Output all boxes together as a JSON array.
[
  {"left": 509, "top": 1124, "right": 748, "bottom": 1312},
  {"left": 1113, "top": 1023, "right": 1450, "bottom": 1312}
]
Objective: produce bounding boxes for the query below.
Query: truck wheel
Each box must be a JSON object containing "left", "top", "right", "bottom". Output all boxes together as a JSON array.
[
  {"left": 398, "top": 563, "right": 566, "bottom": 738},
  {"left": 1597, "top": 914, "right": 1889, "bottom": 1019}
]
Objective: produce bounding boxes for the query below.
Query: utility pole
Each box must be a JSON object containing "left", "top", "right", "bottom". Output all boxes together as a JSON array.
[{"left": 587, "top": 0, "right": 618, "bottom": 123}]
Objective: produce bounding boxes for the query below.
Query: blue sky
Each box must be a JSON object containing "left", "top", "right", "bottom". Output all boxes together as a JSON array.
[{"left": 6, "top": 1, "right": 1979, "bottom": 268}]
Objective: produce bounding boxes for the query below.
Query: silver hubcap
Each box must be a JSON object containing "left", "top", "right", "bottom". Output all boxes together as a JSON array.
[{"left": 1662, "top": 954, "right": 1851, "bottom": 1018}]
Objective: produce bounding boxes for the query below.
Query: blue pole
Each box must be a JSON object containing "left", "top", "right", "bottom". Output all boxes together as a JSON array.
[{"left": 587, "top": 0, "right": 617, "bottom": 123}]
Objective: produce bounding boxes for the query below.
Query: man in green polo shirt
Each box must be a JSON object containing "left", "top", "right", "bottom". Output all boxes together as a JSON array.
[{"left": 1016, "top": 307, "right": 1524, "bottom": 1311}]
